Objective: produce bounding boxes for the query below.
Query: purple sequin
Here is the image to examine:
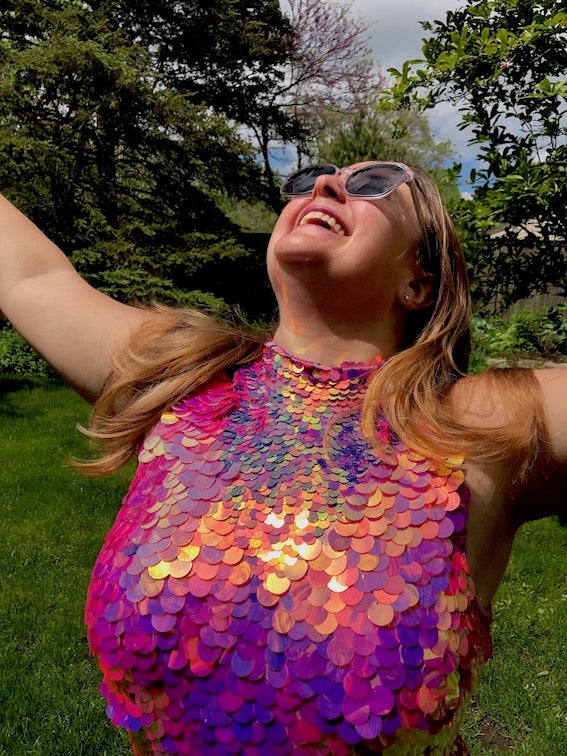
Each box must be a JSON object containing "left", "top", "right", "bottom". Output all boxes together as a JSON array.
[{"left": 86, "top": 342, "right": 492, "bottom": 755}]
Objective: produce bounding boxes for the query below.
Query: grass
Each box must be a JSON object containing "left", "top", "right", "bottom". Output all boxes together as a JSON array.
[
  {"left": 0, "top": 377, "right": 132, "bottom": 755},
  {"left": 0, "top": 377, "right": 565, "bottom": 755}
]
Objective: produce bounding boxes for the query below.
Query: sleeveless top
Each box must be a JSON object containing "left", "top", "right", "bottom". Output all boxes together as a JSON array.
[{"left": 85, "top": 342, "right": 492, "bottom": 755}]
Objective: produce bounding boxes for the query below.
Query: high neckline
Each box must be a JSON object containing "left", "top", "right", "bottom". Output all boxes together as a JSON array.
[{"left": 264, "top": 340, "right": 385, "bottom": 383}]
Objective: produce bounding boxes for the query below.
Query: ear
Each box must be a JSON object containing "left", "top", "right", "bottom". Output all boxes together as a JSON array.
[
  {"left": 409, "top": 272, "right": 435, "bottom": 308},
  {"left": 397, "top": 243, "right": 436, "bottom": 310},
  {"left": 397, "top": 272, "right": 435, "bottom": 310}
]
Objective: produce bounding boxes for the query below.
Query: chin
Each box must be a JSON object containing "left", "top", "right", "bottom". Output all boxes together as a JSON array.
[
  {"left": 276, "top": 250, "right": 328, "bottom": 266},
  {"left": 270, "top": 234, "right": 335, "bottom": 267}
]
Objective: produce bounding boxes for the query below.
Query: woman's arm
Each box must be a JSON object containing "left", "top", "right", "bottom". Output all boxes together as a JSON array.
[
  {"left": 537, "top": 368, "right": 567, "bottom": 459},
  {"left": 450, "top": 366, "right": 566, "bottom": 606},
  {"left": 0, "top": 194, "right": 150, "bottom": 401},
  {"left": 530, "top": 368, "right": 567, "bottom": 518},
  {"left": 450, "top": 365, "right": 567, "bottom": 521}
]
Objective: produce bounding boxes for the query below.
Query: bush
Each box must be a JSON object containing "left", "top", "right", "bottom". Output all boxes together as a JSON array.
[
  {"left": 470, "top": 305, "right": 567, "bottom": 372},
  {"left": 0, "top": 326, "right": 56, "bottom": 378},
  {"left": 511, "top": 306, "right": 567, "bottom": 355}
]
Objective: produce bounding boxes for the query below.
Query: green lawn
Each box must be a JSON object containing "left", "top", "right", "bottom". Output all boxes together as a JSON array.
[{"left": 0, "top": 378, "right": 565, "bottom": 755}]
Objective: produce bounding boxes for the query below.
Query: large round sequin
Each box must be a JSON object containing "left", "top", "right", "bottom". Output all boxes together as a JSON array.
[{"left": 86, "top": 342, "right": 492, "bottom": 755}]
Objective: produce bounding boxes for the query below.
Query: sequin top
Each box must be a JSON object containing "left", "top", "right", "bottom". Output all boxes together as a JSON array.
[{"left": 86, "top": 341, "right": 492, "bottom": 755}]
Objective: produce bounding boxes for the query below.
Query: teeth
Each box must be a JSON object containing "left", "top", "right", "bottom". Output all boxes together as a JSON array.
[{"left": 299, "top": 211, "right": 345, "bottom": 235}]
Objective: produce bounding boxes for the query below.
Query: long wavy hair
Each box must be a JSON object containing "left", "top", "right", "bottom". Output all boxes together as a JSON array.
[{"left": 76, "top": 167, "right": 545, "bottom": 478}]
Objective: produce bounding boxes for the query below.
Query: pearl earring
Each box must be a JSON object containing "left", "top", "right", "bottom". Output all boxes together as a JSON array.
[{"left": 403, "top": 293, "right": 410, "bottom": 301}]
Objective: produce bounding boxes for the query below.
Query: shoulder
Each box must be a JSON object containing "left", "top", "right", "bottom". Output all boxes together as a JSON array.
[
  {"left": 533, "top": 367, "right": 567, "bottom": 462},
  {"left": 449, "top": 366, "right": 567, "bottom": 460},
  {"left": 449, "top": 366, "right": 567, "bottom": 521},
  {"left": 447, "top": 367, "right": 540, "bottom": 442}
]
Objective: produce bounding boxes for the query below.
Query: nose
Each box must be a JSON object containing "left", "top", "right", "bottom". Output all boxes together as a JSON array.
[{"left": 311, "top": 171, "right": 347, "bottom": 201}]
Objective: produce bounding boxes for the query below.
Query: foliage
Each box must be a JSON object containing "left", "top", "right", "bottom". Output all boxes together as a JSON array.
[
  {"left": 281, "top": 0, "right": 383, "bottom": 161},
  {"left": 315, "top": 105, "right": 460, "bottom": 205},
  {"left": 0, "top": 0, "right": 289, "bottom": 306},
  {"left": 0, "top": 325, "right": 55, "bottom": 377},
  {"left": 221, "top": 198, "right": 278, "bottom": 235},
  {"left": 131, "top": 0, "right": 298, "bottom": 211},
  {"left": 469, "top": 305, "right": 567, "bottom": 371},
  {"left": 387, "top": 0, "right": 567, "bottom": 308}
]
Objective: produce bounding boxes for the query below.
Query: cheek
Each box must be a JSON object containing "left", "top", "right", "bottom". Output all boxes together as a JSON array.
[
  {"left": 354, "top": 211, "right": 399, "bottom": 261},
  {"left": 356, "top": 203, "right": 415, "bottom": 259},
  {"left": 273, "top": 201, "right": 300, "bottom": 231}
]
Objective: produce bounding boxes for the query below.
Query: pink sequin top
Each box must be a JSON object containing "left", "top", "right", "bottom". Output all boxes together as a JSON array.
[{"left": 85, "top": 341, "right": 492, "bottom": 755}]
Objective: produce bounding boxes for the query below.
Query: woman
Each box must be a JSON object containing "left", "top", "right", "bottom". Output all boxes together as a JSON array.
[{"left": 0, "top": 162, "right": 565, "bottom": 754}]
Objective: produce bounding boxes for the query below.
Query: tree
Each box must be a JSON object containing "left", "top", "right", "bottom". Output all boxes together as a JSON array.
[
  {"left": 316, "top": 105, "right": 459, "bottom": 204},
  {"left": 389, "top": 0, "right": 567, "bottom": 308},
  {"left": 282, "top": 0, "right": 384, "bottom": 159},
  {"left": 240, "top": 0, "right": 384, "bottom": 202},
  {"left": 0, "top": 0, "right": 290, "bottom": 313},
  {"left": 109, "top": 0, "right": 298, "bottom": 210}
]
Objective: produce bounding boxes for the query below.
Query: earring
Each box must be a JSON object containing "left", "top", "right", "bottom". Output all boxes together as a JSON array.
[{"left": 403, "top": 293, "right": 411, "bottom": 301}]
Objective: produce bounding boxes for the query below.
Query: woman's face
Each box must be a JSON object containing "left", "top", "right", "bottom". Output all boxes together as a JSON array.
[{"left": 267, "top": 162, "right": 424, "bottom": 317}]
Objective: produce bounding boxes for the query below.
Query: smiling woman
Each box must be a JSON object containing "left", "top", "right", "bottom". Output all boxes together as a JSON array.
[
  {"left": 0, "top": 160, "right": 565, "bottom": 755},
  {"left": 297, "top": 209, "right": 346, "bottom": 235}
]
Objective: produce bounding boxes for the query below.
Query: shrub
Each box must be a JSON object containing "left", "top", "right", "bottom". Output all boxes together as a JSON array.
[
  {"left": 470, "top": 305, "right": 567, "bottom": 372},
  {"left": 0, "top": 326, "right": 55, "bottom": 378}
]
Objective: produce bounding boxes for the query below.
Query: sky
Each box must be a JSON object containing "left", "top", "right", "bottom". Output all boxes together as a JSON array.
[
  {"left": 349, "top": 0, "right": 476, "bottom": 179},
  {"left": 352, "top": 0, "right": 460, "bottom": 71}
]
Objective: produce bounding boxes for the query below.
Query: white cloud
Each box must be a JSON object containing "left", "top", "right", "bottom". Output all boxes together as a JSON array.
[{"left": 351, "top": 1, "right": 463, "bottom": 71}]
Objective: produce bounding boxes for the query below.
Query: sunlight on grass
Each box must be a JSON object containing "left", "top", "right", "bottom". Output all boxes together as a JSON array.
[{"left": 0, "top": 378, "right": 565, "bottom": 754}]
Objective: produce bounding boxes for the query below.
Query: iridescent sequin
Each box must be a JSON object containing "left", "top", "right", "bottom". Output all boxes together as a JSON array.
[{"left": 86, "top": 342, "right": 491, "bottom": 755}]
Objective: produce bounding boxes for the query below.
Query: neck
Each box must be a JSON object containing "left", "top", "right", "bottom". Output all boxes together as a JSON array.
[
  {"left": 269, "top": 264, "right": 408, "bottom": 365},
  {"left": 273, "top": 315, "right": 401, "bottom": 366}
]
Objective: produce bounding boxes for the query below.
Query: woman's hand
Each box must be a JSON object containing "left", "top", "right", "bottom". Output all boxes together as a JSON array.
[{"left": 0, "top": 194, "right": 150, "bottom": 401}]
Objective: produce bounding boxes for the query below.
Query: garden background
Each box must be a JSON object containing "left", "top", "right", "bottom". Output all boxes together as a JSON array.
[{"left": 0, "top": 1, "right": 565, "bottom": 754}]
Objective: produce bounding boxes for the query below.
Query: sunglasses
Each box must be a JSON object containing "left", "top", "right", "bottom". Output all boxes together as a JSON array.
[{"left": 280, "top": 162, "right": 415, "bottom": 200}]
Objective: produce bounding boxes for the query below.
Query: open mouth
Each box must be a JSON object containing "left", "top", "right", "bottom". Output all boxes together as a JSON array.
[{"left": 299, "top": 211, "right": 345, "bottom": 236}]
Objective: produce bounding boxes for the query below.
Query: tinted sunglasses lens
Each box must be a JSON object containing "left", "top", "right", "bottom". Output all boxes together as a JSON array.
[
  {"left": 281, "top": 164, "right": 336, "bottom": 195},
  {"left": 346, "top": 164, "right": 407, "bottom": 196}
]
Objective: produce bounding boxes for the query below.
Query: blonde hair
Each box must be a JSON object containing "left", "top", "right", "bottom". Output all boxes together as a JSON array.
[
  {"left": 77, "top": 169, "right": 546, "bottom": 479},
  {"left": 77, "top": 308, "right": 267, "bottom": 475},
  {"left": 363, "top": 168, "right": 546, "bottom": 476}
]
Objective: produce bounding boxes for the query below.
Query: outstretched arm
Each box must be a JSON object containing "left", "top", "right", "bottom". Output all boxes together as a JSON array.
[
  {"left": 532, "top": 368, "right": 567, "bottom": 518},
  {"left": 0, "top": 194, "right": 149, "bottom": 401},
  {"left": 448, "top": 366, "right": 566, "bottom": 607}
]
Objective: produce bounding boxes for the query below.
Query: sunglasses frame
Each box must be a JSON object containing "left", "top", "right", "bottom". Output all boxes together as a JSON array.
[{"left": 280, "top": 162, "right": 415, "bottom": 200}]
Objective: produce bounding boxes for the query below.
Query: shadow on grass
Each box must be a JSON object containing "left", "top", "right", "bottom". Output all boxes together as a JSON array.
[
  {"left": 0, "top": 374, "right": 63, "bottom": 419},
  {"left": 0, "top": 373, "right": 61, "bottom": 393}
]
